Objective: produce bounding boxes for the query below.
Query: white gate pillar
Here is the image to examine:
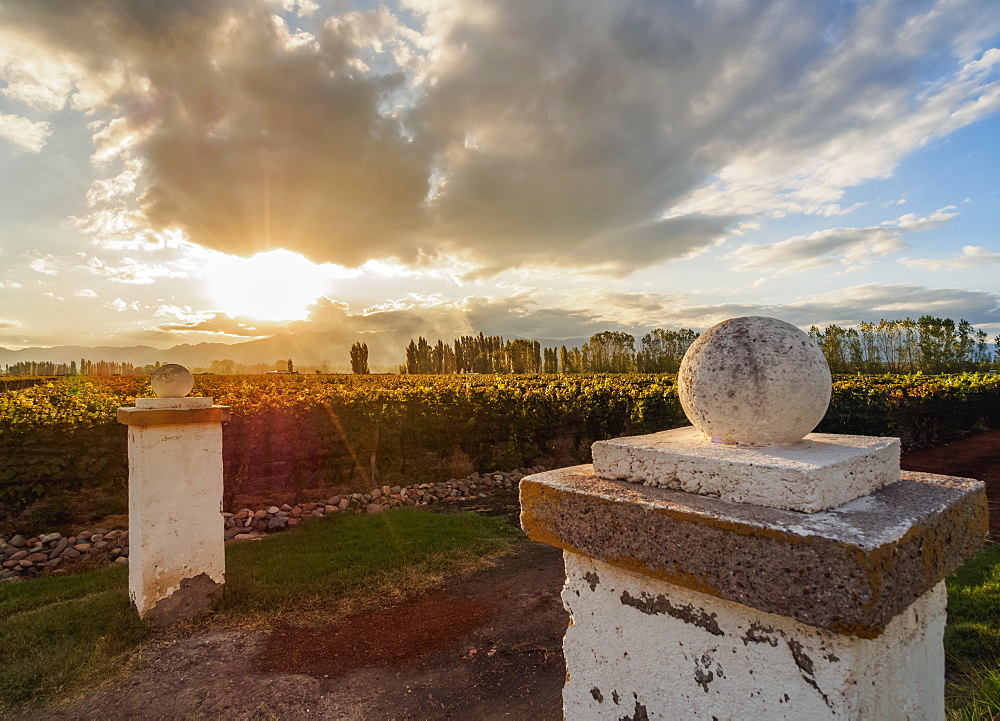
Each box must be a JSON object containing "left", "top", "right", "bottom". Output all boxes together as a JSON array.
[
  {"left": 521, "top": 317, "right": 987, "bottom": 719},
  {"left": 118, "top": 364, "right": 231, "bottom": 624}
]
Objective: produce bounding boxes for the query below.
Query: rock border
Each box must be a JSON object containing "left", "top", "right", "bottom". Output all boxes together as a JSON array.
[{"left": 0, "top": 466, "right": 544, "bottom": 582}]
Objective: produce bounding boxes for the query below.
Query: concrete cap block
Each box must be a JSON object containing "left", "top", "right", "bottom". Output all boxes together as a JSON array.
[
  {"left": 520, "top": 465, "right": 986, "bottom": 638},
  {"left": 118, "top": 405, "right": 232, "bottom": 426},
  {"left": 136, "top": 397, "right": 213, "bottom": 410},
  {"left": 592, "top": 426, "right": 900, "bottom": 513}
]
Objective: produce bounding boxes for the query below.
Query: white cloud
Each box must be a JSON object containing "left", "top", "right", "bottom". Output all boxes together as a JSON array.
[
  {"left": 83, "top": 255, "right": 189, "bottom": 284},
  {"left": 107, "top": 298, "right": 141, "bottom": 313},
  {"left": 0, "top": 112, "right": 52, "bottom": 152},
  {"left": 75, "top": 289, "right": 98, "bottom": 297},
  {"left": 547, "top": 283, "right": 1000, "bottom": 333},
  {"left": 728, "top": 207, "right": 958, "bottom": 273},
  {"left": 28, "top": 256, "right": 58, "bottom": 275},
  {"left": 893, "top": 206, "right": 958, "bottom": 232},
  {"left": 901, "top": 245, "right": 1000, "bottom": 270}
]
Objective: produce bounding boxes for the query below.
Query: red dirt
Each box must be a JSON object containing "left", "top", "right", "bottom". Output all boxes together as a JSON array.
[
  {"left": 258, "top": 595, "right": 497, "bottom": 677},
  {"left": 901, "top": 429, "right": 1000, "bottom": 538}
]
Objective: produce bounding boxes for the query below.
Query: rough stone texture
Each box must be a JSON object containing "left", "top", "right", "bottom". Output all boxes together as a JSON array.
[
  {"left": 520, "top": 465, "right": 986, "bottom": 637},
  {"left": 120, "top": 409, "right": 227, "bottom": 622},
  {"left": 678, "top": 316, "right": 832, "bottom": 445},
  {"left": 593, "top": 426, "right": 900, "bottom": 513},
  {"left": 118, "top": 406, "right": 231, "bottom": 427},
  {"left": 136, "top": 396, "right": 213, "bottom": 410},
  {"left": 562, "top": 553, "right": 946, "bottom": 720}
]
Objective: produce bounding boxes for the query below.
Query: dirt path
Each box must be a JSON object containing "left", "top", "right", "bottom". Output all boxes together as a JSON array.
[
  {"left": 21, "top": 430, "right": 1000, "bottom": 720},
  {"left": 901, "top": 429, "right": 1000, "bottom": 538},
  {"left": 24, "top": 539, "right": 566, "bottom": 721}
]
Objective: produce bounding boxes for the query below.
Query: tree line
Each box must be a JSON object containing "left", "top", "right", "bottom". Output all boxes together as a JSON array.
[
  {"left": 808, "top": 316, "right": 999, "bottom": 374},
  {"left": 2, "top": 359, "right": 135, "bottom": 376},
  {"left": 397, "top": 329, "right": 700, "bottom": 375},
  {"left": 395, "top": 317, "right": 999, "bottom": 376}
]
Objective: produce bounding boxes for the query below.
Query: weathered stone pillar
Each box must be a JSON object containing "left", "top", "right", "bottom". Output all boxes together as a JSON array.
[
  {"left": 118, "top": 364, "right": 231, "bottom": 624},
  {"left": 520, "top": 317, "right": 987, "bottom": 720}
]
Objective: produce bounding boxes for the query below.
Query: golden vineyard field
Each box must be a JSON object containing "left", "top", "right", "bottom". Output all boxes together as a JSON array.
[{"left": 2, "top": 372, "right": 999, "bottom": 525}]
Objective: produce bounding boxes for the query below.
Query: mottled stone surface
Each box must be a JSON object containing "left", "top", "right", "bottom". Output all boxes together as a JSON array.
[
  {"left": 592, "top": 426, "right": 900, "bottom": 513},
  {"left": 136, "top": 397, "right": 214, "bottom": 410},
  {"left": 151, "top": 363, "right": 195, "bottom": 398},
  {"left": 562, "top": 554, "right": 946, "bottom": 720},
  {"left": 118, "top": 406, "right": 232, "bottom": 426},
  {"left": 520, "top": 465, "right": 986, "bottom": 637},
  {"left": 678, "top": 316, "right": 831, "bottom": 445}
]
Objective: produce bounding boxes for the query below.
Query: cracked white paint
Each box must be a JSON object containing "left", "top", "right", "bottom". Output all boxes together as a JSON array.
[
  {"left": 562, "top": 553, "right": 945, "bottom": 720},
  {"left": 127, "top": 398, "right": 225, "bottom": 617},
  {"left": 593, "top": 426, "right": 900, "bottom": 513}
]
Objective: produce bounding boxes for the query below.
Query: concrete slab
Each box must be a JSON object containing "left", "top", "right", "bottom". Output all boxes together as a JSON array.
[
  {"left": 520, "top": 465, "right": 986, "bottom": 637},
  {"left": 592, "top": 426, "right": 900, "bottom": 513},
  {"left": 119, "top": 406, "right": 231, "bottom": 427},
  {"left": 136, "top": 397, "right": 214, "bottom": 409}
]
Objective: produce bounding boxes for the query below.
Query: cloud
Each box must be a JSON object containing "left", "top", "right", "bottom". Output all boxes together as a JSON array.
[
  {"left": 901, "top": 244, "right": 1000, "bottom": 270},
  {"left": 1, "top": 1, "right": 999, "bottom": 276},
  {"left": 83, "top": 255, "right": 189, "bottom": 284},
  {"left": 0, "top": 112, "right": 51, "bottom": 152},
  {"left": 28, "top": 256, "right": 58, "bottom": 275},
  {"left": 592, "top": 283, "right": 1000, "bottom": 331},
  {"left": 728, "top": 207, "right": 958, "bottom": 273},
  {"left": 0, "top": 319, "right": 19, "bottom": 329}
]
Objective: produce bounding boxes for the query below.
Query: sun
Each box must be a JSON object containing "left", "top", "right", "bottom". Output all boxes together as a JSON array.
[{"left": 202, "top": 249, "right": 332, "bottom": 321}]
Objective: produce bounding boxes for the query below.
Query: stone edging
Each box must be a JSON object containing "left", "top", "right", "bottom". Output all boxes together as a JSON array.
[{"left": 1, "top": 465, "right": 545, "bottom": 583}]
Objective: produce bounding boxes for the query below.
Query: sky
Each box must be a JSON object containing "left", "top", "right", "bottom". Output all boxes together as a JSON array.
[{"left": 1, "top": 0, "right": 999, "bottom": 364}]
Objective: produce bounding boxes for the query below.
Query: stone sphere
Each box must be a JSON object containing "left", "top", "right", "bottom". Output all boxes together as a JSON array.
[
  {"left": 150, "top": 364, "right": 195, "bottom": 398},
  {"left": 678, "top": 316, "right": 831, "bottom": 445}
]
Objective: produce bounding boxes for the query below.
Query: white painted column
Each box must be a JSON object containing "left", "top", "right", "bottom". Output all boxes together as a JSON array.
[{"left": 118, "top": 365, "right": 231, "bottom": 624}]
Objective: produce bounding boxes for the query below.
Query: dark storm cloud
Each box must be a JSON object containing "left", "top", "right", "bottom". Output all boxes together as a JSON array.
[{"left": 3, "top": 0, "right": 998, "bottom": 274}]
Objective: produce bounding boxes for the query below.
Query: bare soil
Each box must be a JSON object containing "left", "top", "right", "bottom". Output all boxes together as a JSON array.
[
  {"left": 900, "top": 428, "right": 1000, "bottom": 539},
  {"left": 22, "top": 532, "right": 566, "bottom": 721},
  {"left": 21, "top": 430, "right": 1000, "bottom": 720}
]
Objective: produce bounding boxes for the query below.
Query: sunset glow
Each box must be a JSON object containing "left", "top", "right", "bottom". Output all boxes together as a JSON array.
[{"left": 201, "top": 250, "right": 332, "bottom": 322}]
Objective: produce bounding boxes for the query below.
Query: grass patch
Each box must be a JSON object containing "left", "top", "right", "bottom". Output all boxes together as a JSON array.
[
  {"left": 220, "top": 507, "right": 519, "bottom": 622},
  {"left": 0, "top": 508, "right": 518, "bottom": 714},
  {"left": 946, "top": 541, "right": 1000, "bottom": 719},
  {"left": 0, "top": 564, "right": 148, "bottom": 716}
]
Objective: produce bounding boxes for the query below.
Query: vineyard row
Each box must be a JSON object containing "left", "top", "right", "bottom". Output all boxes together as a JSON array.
[{"left": 2, "top": 372, "right": 999, "bottom": 525}]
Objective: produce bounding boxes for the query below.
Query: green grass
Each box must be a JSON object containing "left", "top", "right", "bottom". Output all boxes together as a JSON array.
[
  {"left": 0, "top": 564, "right": 147, "bottom": 714},
  {"left": 946, "top": 541, "right": 1000, "bottom": 719},
  {"left": 220, "top": 507, "right": 518, "bottom": 620},
  {"left": 0, "top": 509, "right": 518, "bottom": 714}
]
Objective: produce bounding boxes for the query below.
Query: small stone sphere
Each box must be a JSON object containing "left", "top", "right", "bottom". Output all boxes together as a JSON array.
[
  {"left": 678, "top": 316, "right": 831, "bottom": 445},
  {"left": 150, "top": 364, "right": 195, "bottom": 398}
]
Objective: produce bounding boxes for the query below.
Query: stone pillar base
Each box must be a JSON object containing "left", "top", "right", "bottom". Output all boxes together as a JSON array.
[
  {"left": 563, "top": 553, "right": 945, "bottom": 720},
  {"left": 119, "top": 401, "right": 230, "bottom": 624}
]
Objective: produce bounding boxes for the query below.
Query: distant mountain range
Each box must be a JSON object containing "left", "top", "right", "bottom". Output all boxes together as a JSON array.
[{"left": 0, "top": 332, "right": 593, "bottom": 373}]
